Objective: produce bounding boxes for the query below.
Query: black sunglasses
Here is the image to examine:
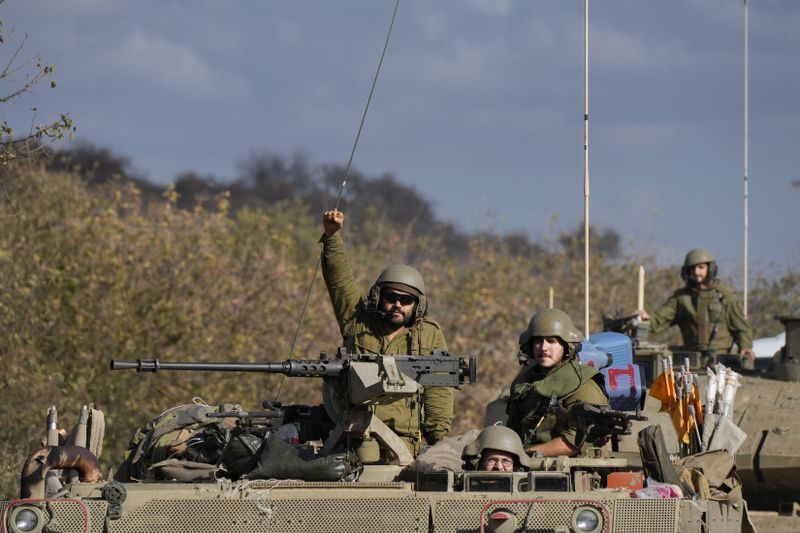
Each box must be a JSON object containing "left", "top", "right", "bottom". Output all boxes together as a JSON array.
[{"left": 381, "top": 291, "right": 416, "bottom": 306}]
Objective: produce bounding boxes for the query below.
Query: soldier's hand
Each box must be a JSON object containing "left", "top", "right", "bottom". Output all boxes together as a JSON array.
[
  {"left": 740, "top": 348, "right": 756, "bottom": 363},
  {"left": 323, "top": 209, "right": 344, "bottom": 237},
  {"left": 636, "top": 309, "right": 650, "bottom": 321}
]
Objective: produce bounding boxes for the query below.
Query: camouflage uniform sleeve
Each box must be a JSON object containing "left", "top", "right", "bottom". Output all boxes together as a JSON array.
[
  {"left": 554, "top": 380, "right": 609, "bottom": 448},
  {"left": 422, "top": 323, "right": 453, "bottom": 444},
  {"left": 648, "top": 292, "right": 679, "bottom": 336},
  {"left": 320, "top": 233, "right": 363, "bottom": 336},
  {"left": 726, "top": 293, "right": 753, "bottom": 350}
]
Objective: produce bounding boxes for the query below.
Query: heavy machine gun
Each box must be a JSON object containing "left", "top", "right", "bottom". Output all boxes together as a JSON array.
[{"left": 111, "top": 347, "right": 477, "bottom": 465}]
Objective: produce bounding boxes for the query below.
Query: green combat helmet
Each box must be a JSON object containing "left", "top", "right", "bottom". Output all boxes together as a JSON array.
[
  {"left": 364, "top": 263, "right": 428, "bottom": 319},
  {"left": 518, "top": 308, "right": 584, "bottom": 359},
  {"left": 461, "top": 425, "right": 530, "bottom": 470},
  {"left": 681, "top": 248, "right": 718, "bottom": 282}
]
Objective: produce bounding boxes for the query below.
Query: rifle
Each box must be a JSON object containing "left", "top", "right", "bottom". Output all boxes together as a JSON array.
[{"left": 564, "top": 401, "right": 648, "bottom": 448}]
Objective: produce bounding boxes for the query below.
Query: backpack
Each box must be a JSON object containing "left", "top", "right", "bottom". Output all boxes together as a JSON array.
[{"left": 116, "top": 403, "right": 237, "bottom": 482}]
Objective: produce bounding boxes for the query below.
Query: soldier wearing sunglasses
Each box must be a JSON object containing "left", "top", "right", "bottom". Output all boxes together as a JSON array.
[{"left": 321, "top": 210, "right": 454, "bottom": 456}]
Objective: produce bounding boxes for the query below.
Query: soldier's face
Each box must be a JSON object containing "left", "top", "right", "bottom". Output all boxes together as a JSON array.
[
  {"left": 479, "top": 449, "right": 515, "bottom": 472},
  {"left": 531, "top": 337, "right": 565, "bottom": 369},
  {"left": 380, "top": 289, "right": 416, "bottom": 326},
  {"left": 689, "top": 263, "right": 709, "bottom": 286}
]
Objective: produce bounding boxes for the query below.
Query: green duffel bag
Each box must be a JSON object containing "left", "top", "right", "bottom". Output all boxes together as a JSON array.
[
  {"left": 240, "top": 430, "right": 362, "bottom": 482},
  {"left": 219, "top": 428, "right": 265, "bottom": 479}
]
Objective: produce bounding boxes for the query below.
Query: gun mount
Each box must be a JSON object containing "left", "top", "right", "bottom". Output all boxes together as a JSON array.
[{"left": 111, "top": 348, "right": 477, "bottom": 466}]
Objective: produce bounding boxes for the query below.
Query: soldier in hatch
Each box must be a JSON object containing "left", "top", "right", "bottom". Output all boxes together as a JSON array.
[
  {"left": 461, "top": 425, "right": 529, "bottom": 472},
  {"left": 506, "top": 308, "right": 608, "bottom": 457},
  {"left": 636, "top": 248, "right": 755, "bottom": 363},
  {"left": 321, "top": 209, "right": 453, "bottom": 455}
]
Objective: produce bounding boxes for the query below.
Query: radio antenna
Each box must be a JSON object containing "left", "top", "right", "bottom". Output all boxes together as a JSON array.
[
  {"left": 583, "top": 0, "right": 591, "bottom": 337},
  {"left": 277, "top": 0, "right": 401, "bottom": 401},
  {"left": 743, "top": 0, "right": 749, "bottom": 318}
]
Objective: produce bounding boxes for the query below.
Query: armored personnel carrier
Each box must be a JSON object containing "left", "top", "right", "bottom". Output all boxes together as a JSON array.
[{"left": 1, "top": 343, "right": 753, "bottom": 533}]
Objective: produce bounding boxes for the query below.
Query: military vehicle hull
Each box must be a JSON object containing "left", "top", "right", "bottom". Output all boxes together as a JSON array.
[
  {"left": 1, "top": 472, "right": 746, "bottom": 533},
  {"left": 1, "top": 344, "right": 757, "bottom": 533},
  {"left": 733, "top": 374, "right": 800, "bottom": 510}
]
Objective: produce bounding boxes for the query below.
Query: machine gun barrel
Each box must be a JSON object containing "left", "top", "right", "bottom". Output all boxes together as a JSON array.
[{"left": 110, "top": 358, "right": 345, "bottom": 377}]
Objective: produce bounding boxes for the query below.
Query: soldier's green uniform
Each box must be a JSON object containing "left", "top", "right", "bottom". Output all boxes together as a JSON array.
[
  {"left": 321, "top": 232, "right": 454, "bottom": 453},
  {"left": 505, "top": 308, "right": 609, "bottom": 454},
  {"left": 649, "top": 251, "right": 753, "bottom": 354},
  {"left": 649, "top": 281, "right": 753, "bottom": 353},
  {"left": 507, "top": 359, "right": 608, "bottom": 450}
]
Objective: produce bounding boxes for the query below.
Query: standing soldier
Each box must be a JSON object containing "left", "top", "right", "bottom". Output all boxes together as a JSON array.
[
  {"left": 320, "top": 209, "right": 453, "bottom": 456},
  {"left": 506, "top": 308, "right": 608, "bottom": 457},
  {"left": 637, "top": 248, "right": 755, "bottom": 363}
]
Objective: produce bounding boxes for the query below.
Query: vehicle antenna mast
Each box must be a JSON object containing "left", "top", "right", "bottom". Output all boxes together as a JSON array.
[
  {"left": 278, "top": 0, "right": 402, "bottom": 402},
  {"left": 743, "top": 0, "right": 749, "bottom": 318},
  {"left": 583, "top": 0, "right": 591, "bottom": 336}
]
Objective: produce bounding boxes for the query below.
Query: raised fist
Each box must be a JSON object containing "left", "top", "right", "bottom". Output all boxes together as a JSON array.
[{"left": 323, "top": 210, "right": 345, "bottom": 237}]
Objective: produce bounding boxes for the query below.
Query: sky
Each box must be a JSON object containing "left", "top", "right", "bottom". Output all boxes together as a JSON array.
[{"left": 3, "top": 0, "right": 799, "bottom": 280}]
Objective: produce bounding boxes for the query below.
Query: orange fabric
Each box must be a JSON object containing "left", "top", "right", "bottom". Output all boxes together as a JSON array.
[
  {"left": 649, "top": 370, "right": 691, "bottom": 444},
  {"left": 690, "top": 382, "right": 704, "bottom": 426},
  {"left": 673, "top": 396, "right": 690, "bottom": 444},
  {"left": 649, "top": 371, "right": 675, "bottom": 405},
  {"left": 666, "top": 370, "right": 677, "bottom": 405}
]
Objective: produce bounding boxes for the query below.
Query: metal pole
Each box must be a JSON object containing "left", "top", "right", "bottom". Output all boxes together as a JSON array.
[
  {"left": 743, "top": 0, "right": 749, "bottom": 318},
  {"left": 583, "top": 0, "right": 591, "bottom": 336}
]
